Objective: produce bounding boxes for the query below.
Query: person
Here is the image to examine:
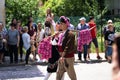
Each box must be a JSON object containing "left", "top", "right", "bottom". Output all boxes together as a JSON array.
[
  {"left": 56, "top": 16, "right": 77, "bottom": 80},
  {"left": 103, "top": 20, "right": 115, "bottom": 36},
  {"left": 103, "top": 19, "right": 115, "bottom": 59},
  {"left": 46, "top": 8, "right": 54, "bottom": 19},
  {"left": 36, "top": 22, "right": 44, "bottom": 62},
  {"left": 55, "top": 21, "right": 60, "bottom": 31},
  {"left": 67, "top": 17, "right": 75, "bottom": 30},
  {"left": 112, "top": 34, "right": 120, "bottom": 80},
  {"left": 46, "top": 16, "right": 56, "bottom": 31},
  {"left": 88, "top": 16, "right": 102, "bottom": 60},
  {"left": 22, "top": 26, "right": 33, "bottom": 64},
  {"left": 36, "top": 23, "right": 44, "bottom": 42},
  {"left": 41, "top": 20, "right": 55, "bottom": 63},
  {"left": 8, "top": 18, "right": 17, "bottom": 30},
  {"left": 1, "top": 22, "right": 7, "bottom": 62},
  {"left": 11, "top": 18, "right": 17, "bottom": 25},
  {"left": 27, "top": 21, "right": 36, "bottom": 38},
  {"left": 105, "top": 24, "right": 115, "bottom": 63},
  {"left": 44, "top": 20, "right": 54, "bottom": 37},
  {"left": 45, "top": 8, "right": 56, "bottom": 31},
  {"left": 27, "top": 16, "right": 37, "bottom": 32},
  {"left": 27, "top": 21, "right": 36, "bottom": 61},
  {"left": 28, "top": 17, "right": 38, "bottom": 60},
  {"left": 44, "top": 23, "right": 65, "bottom": 80},
  {"left": 7, "top": 23, "right": 20, "bottom": 64},
  {"left": 76, "top": 17, "right": 89, "bottom": 61},
  {"left": 16, "top": 20, "right": 23, "bottom": 62},
  {"left": 0, "top": 23, "right": 6, "bottom": 64}
]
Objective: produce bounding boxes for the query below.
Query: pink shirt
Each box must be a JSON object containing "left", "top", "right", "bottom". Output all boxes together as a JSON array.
[
  {"left": 77, "top": 29, "right": 92, "bottom": 51},
  {"left": 38, "top": 37, "right": 52, "bottom": 60}
]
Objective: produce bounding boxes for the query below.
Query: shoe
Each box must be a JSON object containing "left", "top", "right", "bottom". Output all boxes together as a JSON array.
[
  {"left": 20, "top": 59, "right": 23, "bottom": 62},
  {"left": 84, "top": 59, "right": 89, "bottom": 63},
  {"left": 76, "top": 59, "right": 82, "bottom": 63},
  {"left": 37, "top": 60, "right": 43, "bottom": 63},
  {"left": 0, "top": 62, "right": 3, "bottom": 64},
  {"left": 88, "top": 55, "right": 90, "bottom": 59},
  {"left": 87, "top": 58, "right": 91, "bottom": 62},
  {"left": 108, "top": 60, "right": 112, "bottom": 63},
  {"left": 10, "top": 62, "right": 13, "bottom": 64},
  {"left": 25, "top": 64, "right": 31, "bottom": 67},
  {"left": 26, "top": 62, "right": 28, "bottom": 64},
  {"left": 15, "top": 61, "right": 18, "bottom": 64},
  {"left": 87, "top": 56, "right": 91, "bottom": 61},
  {"left": 97, "top": 56, "right": 102, "bottom": 60},
  {"left": 35, "top": 58, "right": 38, "bottom": 61},
  {"left": 105, "top": 55, "right": 108, "bottom": 60},
  {"left": 43, "top": 59, "right": 48, "bottom": 63}
]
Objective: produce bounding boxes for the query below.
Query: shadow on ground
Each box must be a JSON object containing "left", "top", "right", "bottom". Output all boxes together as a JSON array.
[
  {"left": 75, "top": 59, "right": 107, "bottom": 64},
  {"left": 0, "top": 65, "right": 45, "bottom": 79}
]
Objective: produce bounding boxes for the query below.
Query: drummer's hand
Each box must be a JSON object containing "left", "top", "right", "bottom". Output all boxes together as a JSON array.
[
  {"left": 53, "top": 31, "right": 59, "bottom": 36},
  {"left": 59, "top": 57, "right": 65, "bottom": 63}
]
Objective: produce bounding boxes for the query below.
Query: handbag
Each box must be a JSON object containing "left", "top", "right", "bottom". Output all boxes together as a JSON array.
[
  {"left": 48, "top": 61, "right": 58, "bottom": 69},
  {"left": 47, "top": 61, "right": 58, "bottom": 72},
  {"left": 31, "top": 44, "right": 36, "bottom": 52}
]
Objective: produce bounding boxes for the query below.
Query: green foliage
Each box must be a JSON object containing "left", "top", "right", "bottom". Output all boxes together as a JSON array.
[
  {"left": 42, "top": 0, "right": 86, "bottom": 16},
  {"left": 41, "top": 0, "right": 107, "bottom": 28},
  {"left": 41, "top": 0, "right": 107, "bottom": 17},
  {"left": 6, "top": 0, "right": 40, "bottom": 26},
  {"left": 113, "top": 18, "right": 120, "bottom": 32},
  {"left": 41, "top": 0, "right": 64, "bottom": 16},
  {"left": 91, "top": 37, "right": 105, "bottom": 53},
  {"left": 84, "top": 0, "right": 108, "bottom": 19}
]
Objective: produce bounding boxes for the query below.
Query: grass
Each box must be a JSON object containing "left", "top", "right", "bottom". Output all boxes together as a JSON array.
[
  {"left": 90, "top": 37, "right": 105, "bottom": 53},
  {"left": 20, "top": 36, "right": 105, "bottom": 55}
]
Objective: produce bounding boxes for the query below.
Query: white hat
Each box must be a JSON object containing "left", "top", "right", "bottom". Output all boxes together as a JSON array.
[
  {"left": 79, "top": 17, "right": 86, "bottom": 21},
  {"left": 108, "top": 20, "right": 112, "bottom": 23}
]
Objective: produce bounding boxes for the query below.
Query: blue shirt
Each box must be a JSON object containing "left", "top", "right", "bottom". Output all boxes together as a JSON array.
[
  {"left": 76, "top": 23, "right": 90, "bottom": 39},
  {"left": 76, "top": 23, "right": 89, "bottom": 30}
]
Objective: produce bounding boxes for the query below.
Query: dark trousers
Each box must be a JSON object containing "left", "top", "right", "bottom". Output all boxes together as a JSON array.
[
  {"left": 9, "top": 44, "right": 18, "bottom": 63},
  {"left": 19, "top": 35, "right": 23, "bottom": 59},
  {"left": 78, "top": 44, "right": 88, "bottom": 60},
  {"left": 19, "top": 44, "right": 23, "bottom": 59},
  {"left": 25, "top": 47, "right": 31, "bottom": 64}
]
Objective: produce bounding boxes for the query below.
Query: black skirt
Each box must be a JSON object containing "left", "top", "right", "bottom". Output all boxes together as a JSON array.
[{"left": 47, "top": 45, "right": 60, "bottom": 73}]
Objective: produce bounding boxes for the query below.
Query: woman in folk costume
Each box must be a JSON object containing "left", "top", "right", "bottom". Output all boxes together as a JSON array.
[
  {"left": 36, "top": 22, "right": 45, "bottom": 62},
  {"left": 38, "top": 17, "right": 55, "bottom": 62},
  {"left": 44, "top": 21, "right": 64, "bottom": 80}
]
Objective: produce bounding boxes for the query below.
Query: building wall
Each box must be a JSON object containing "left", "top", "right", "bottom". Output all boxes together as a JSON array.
[
  {"left": 0, "top": 0, "right": 5, "bottom": 25},
  {"left": 105, "top": 0, "right": 120, "bottom": 15}
]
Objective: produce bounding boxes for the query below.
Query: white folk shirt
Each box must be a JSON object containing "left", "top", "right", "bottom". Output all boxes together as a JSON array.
[{"left": 38, "top": 29, "right": 44, "bottom": 41}]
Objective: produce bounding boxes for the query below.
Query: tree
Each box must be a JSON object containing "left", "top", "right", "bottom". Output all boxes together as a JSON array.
[
  {"left": 41, "top": 0, "right": 84, "bottom": 16},
  {"left": 41, "top": 0, "right": 107, "bottom": 27},
  {"left": 83, "top": 0, "right": 107, "bottom": 20},
  {"left": 6, "top": 0, "right": 40, "bottom": 26}
]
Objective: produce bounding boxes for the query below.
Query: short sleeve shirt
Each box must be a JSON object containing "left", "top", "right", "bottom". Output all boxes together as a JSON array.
[
  {"left": 7, "top": 29, "right": 19, "bottom": 45},
  {"left": 105, "top": 31, "right": 115, "bottom": 46}
]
